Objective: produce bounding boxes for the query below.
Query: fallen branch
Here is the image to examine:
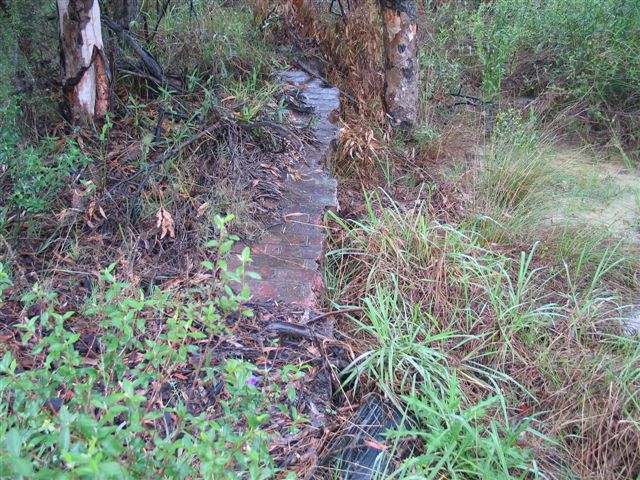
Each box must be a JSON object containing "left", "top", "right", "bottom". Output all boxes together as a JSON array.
[
  {"left": 109, "top": 121, "right": 221, "bottom": 193},
  {"left": 109, "top": 112, "right": 299, "bottom": 197},
  {"left": 154, "top": 108, "right": 165, "bottom": 144},
  {"left": 446, "top": 85, "right": 495, "bottom": 107},
  {"left": 104, "top": 16, "right": 181, "bottom": 89}
]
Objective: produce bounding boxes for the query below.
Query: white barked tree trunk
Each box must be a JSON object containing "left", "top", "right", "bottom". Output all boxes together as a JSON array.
[
  {"left": 57, "top": 0, "right": 110, "bottom": 123},
  {"left": 381, "top": 0, "right": 418, "bottom": 129}
]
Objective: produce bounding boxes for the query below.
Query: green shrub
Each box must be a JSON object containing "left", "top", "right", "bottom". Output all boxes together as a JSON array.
[
  {"left": 472, "top": 0, "right": 640, "bottom": 105},
  {"left": 420, "top": 0, "right": 640, "bottom": 146},
  {"left": 0, "top": 108, "right": 90, "bottom": 214},
  {"left": 0, "top": 216, "right": 298, "bottom": 479}
]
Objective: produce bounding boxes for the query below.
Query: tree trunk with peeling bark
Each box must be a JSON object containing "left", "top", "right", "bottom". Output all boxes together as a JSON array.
[
  {"left": 381, "top": 0, "right": 418, "bottom": 129},
  {"left": 57, "top": 0, "right": 110, "bottom": 124}
]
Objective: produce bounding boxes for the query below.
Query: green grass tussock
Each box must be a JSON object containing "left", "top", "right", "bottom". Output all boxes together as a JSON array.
[
  {"left": 325, "top": 188, "right": 639, "bottom": 478},
  {"left": 469, "top": 111, "right": 560, "bottom": 244}
]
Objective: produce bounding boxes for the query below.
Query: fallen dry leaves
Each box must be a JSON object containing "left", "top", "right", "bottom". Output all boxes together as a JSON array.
[{"left": 156, "top": 207, "right": 175, "bottom": 239}]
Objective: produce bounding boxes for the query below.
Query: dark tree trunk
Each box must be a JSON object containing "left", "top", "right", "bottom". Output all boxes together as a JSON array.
[
  {"left": 56, "top": 0, "right": 110, "bottom": 124},
  {"left": 381, "top": 0, "right": 418, "bottom": 129},
  {"left": 107, "top": 0, "right": 140, "bottom": 28}
]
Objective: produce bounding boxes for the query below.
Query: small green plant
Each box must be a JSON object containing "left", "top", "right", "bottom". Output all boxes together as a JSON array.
[
  {"left": 1, "top": 106, "right": 90, "bottom": 214},
  {"left": 0, "top": 262, "right": 12, "bottom": 299},
  {"left": 0, "top": 216, "right": 296, "bottom": 479},
  {"left": 389, "top": 376, "right": 537, "bottom": 479},
  {"left": 223, "top": 66, "right": 281, "bottom": 123}
]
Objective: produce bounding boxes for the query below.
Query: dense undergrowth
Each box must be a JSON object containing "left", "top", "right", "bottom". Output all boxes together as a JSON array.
[
  {"left": 1, "top": 2, "right": 307, "bottom": 478},
  {"left": 325, "top": 187, "right": 639, "bottom": 477},
  {"left": 1, "top": 1, "right": 292, "bottom": 278},
  {"left": 0, "top": 218, "right": 292, "bottom": 478},
  {"left": 287, "top": 0, "right": 640, "bottom": 179},
  {"left": 422, "top": 0, "right": 640, "bottom": 155},
  {"left": 287, "top": 0, "right": 640, "bottom": 478},
  {"left": 1, "top": 0, "right": 639, "bottom": 478}
]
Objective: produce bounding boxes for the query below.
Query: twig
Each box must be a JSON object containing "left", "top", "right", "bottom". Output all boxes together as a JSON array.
[
  {"left": 306, "top": 306, "right": 363, "bottom": 323},
  {"left": 150, "top": 0, "right": 172, "bottom": 43},
  {"left": 104, "top": 16, "right": 166, "bottom": 85},
  {"left": 109, "top": 121, "right": 221, "bottom": 192},
  {"left": 446, "top": 86, "right": 495, "bottom": 107},
  {"left": 117, "top": 66, "right": 161, "bottom": 84},
  {"left": 154, "top": 108, "right": 165, "bottom": 144}
]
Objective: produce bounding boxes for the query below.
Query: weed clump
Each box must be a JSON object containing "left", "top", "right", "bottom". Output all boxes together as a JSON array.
[{"left": 0, "top": 217, "right": 302, "bottom": 478}]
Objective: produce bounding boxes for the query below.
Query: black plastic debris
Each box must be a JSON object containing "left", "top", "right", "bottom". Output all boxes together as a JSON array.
[
  {"left": 43, "top": 397, "right": 63, "bottom": 414},
  {"left": 311, "top": 393, "right": 409, "bottom": 479}
]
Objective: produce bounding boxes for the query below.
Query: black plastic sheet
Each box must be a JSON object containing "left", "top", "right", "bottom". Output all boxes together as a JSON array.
[{"left": 310, "top": 393, "right": 410, "bottom": 479}]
